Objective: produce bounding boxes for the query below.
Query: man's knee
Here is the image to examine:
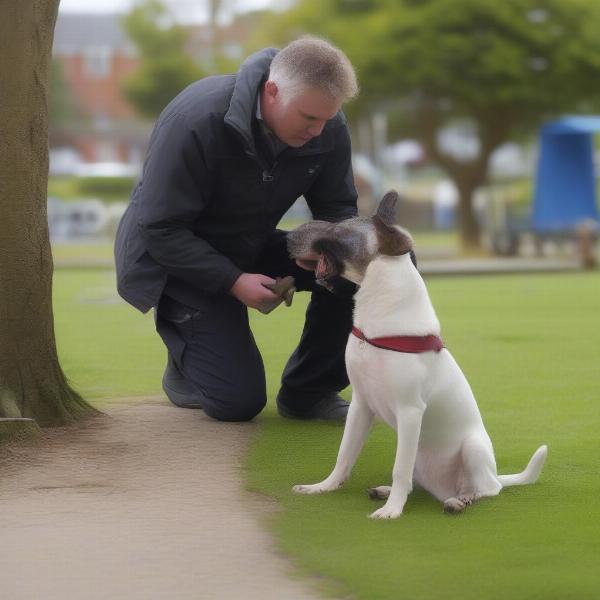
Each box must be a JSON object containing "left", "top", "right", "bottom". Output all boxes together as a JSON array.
[{"left": 202, "top": 389, "right": 266, "bottom": 422}]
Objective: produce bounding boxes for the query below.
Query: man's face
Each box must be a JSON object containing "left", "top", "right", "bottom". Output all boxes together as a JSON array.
[{"left": 261, "top": 81, "right": 342, "bottom": 148}]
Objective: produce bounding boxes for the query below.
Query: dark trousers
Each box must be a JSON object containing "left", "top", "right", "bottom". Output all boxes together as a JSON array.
[{"left": 155, "top": 230, "right": 355, "bottom": 421}]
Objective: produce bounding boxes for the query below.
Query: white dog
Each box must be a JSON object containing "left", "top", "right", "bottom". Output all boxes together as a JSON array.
[{"left": 287, "top": 191, "right": 547, "bottom": 519}]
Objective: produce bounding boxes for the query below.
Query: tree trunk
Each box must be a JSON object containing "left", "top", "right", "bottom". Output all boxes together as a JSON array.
[
  {"left": 453, "top": 175, "right": 482, "bottom": 250},
  {"left": 0, "top": 0, "right": 98, "bottom": 426},
  {"left": 416, "top": 102, "right": 512, "bottom": 251}
]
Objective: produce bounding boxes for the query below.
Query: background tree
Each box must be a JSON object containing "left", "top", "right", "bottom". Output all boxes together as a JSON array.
[
  {"left": 122, "top": 0, "right": 205, "bottom": 119},
  {"left": 205, "top": 0, "right": 229, "bottom": 70},
  {"left": 256, "top": 0, "right": 600, "bottom": 248},
  {"left": 0, "top": 0, "right": 98, "bottom": 425}
]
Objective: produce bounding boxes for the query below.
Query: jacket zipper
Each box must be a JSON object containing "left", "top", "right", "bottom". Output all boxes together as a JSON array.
[
  {"left": 243, "top": 148, "right": 273, "bottom": 181},
  {"left": 262, "top": 161, "right": 278, "bottom": 182}
]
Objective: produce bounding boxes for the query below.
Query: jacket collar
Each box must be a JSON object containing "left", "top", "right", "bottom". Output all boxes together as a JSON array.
[{"left": 224, "top": 48, "right": 276, "bottom": 157}]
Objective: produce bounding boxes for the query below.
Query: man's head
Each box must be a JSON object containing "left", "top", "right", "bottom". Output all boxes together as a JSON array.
[{"left": 261, "top": 37, "right": 358, "bottom": 148}]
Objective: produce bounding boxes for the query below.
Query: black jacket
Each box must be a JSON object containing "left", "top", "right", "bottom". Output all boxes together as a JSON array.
[{"left": 114, "top": 48, "right": 358, "bottom": 313}]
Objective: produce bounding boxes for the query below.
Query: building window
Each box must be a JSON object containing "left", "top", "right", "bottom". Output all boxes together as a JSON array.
[{"left": 83, "top": 46, "right": 112, "bottom": 79}]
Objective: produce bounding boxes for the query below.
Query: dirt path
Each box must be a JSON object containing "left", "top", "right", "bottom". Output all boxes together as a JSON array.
[{"left": 0, "top": 398, "right": 320, "bottom": 599}]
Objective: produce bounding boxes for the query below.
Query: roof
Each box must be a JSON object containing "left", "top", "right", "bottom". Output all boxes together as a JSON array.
[
  {"left": 53, "top": 13, "right": 135, "bottom": 54},
  {"left": 542, "top": 115, "right": 600, "bottom": 135}
]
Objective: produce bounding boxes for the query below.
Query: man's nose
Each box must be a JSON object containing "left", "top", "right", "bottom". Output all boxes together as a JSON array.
[{"left": 307, "top": 120, "right": 326, "bottom": 137}]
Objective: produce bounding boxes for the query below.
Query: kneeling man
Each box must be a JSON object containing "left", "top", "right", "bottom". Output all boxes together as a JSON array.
[{"left": 115, "top": 37, "right": 359, "bottom": 422}]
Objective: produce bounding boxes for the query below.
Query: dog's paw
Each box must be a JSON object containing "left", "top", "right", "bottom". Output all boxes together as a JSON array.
[
  {"left": 367, "top": 486, "right": 391, "bottom": 500},
  {"left": 369, "top": 505, "right": 403, "bottom": 520},
  {"left": 457, "top": 495, "right": 475, "bottom": 506},
  {"left": 443, "top": 497, "right": 467, "bottom": 514},
  {"left": 292, "top": 484, "right": 327, "bottom": 495}
]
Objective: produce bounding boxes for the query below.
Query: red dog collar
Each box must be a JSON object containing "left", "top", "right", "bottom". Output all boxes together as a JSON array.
[{"left": 352, "top": 327, "right": 444, "bottom": 354}]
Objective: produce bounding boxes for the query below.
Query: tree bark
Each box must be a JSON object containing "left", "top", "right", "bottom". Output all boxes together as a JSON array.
[
  {"left": 417, "top": 102, "right": 511, "bottom": 250},
  {"left": 453, "top": 174, "right": 483, "bottom": 250},
  {"left": 0, "top": 0, "right": 98, "bottom": 426}
]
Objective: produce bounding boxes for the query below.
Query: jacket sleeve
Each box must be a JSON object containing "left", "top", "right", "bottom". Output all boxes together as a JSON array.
[
  {"left": 304, "top": 116, "right": 358, "bottom": 222},
  {"left": 136, "top": 112, "right": 243, "bottom": 295}
]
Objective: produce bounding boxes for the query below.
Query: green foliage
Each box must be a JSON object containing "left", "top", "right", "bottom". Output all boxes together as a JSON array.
[
  {"left": 48, "top": 176, "right": 79, "bottom": 201},
  {"left": 260, "top": 0, "right": 600, "bottom": 124},
  {"left": 48, "top": 176, "right": 135, "bottom": 203},
  {"left": 121, "top": 0, "right": 204, "bottom": 118},
  {"left": 77, "top": 176, "right": 136, "bottom": 200},
  {"left": 256, "top": 0, "right": 600, "bottom": 246}
]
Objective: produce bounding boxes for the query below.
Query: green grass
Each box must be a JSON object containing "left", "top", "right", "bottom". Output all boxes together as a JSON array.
[
  {"left": 52, "top": 242, "right": 115, "bottom": 263},
  {"left": 52, "top": 269, "right": 600, "bottom": 599},
  {"left": 53, "top": 270, "right": 164, "bottom": 400}
]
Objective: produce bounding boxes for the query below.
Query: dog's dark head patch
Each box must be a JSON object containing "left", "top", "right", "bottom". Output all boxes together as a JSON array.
[{"left": 373, "top": 215, "right": 413, "bottom": 256}]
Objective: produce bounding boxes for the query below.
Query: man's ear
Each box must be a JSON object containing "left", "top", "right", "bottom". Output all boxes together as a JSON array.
[
  {"left": 264, "top": 80, "right": 279, "bottom": 102},
  {"left": 375, "top": 190, "right": 399, "bottom": 225},
  {"left": 373, "top": 216, "right": 413, "bottom": 256}
]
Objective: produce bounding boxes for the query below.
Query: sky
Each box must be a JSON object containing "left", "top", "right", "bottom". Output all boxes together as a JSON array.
[{"left": 58, "top": 0, "right": 277, "bottom": 23}]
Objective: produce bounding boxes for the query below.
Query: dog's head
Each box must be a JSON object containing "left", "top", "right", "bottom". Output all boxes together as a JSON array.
[{"left": 287, "top": 191, "right": 413, "bottom": 286}]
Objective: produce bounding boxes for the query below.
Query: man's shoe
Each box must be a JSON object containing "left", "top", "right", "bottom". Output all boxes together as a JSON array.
[
  {"left": 276, "top": 389, "right": 349, "bottom": 422},
  {"left": 162, "top": 355, "right": 204, "bottom": 409}
]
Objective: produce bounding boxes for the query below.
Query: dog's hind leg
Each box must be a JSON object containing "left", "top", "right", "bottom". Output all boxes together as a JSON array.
[
  {"left": 443, "top": 434, "right": 502, "bottom": 514},
  {"left": 293, "top": 396, "right": 374, "bottom": 495},
  {"left": 369, "top": 404, "right": 425, "bottom": 519}
]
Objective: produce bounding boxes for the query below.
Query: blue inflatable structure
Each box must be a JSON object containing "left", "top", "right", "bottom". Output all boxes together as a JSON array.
[{"left": 532, "top": 116, "right": 600, "bottom": 232}]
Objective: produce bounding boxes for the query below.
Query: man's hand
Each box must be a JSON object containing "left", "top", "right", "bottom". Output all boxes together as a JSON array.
[{"left": 230, "top": 273, "right": 278, "bottom": 311}]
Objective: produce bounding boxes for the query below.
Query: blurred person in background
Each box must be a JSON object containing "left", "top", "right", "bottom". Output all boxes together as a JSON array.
[{"left": 115, "top": 37, "right": 360, "bottom": 422}]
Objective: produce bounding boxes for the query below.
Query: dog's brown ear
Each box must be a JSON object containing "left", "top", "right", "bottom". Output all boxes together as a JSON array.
[
  {"left": 373, "top": 215, "right": 413, "bottom": 256},
  {"left": 375, "top": 190, "right": 399, "bottom": 225}
]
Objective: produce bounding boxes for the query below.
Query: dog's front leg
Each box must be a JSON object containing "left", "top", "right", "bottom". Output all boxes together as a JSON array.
[
  {"left": 293, "top": 397, "right": 374, "bottom": 495},
  {"left": 370, "top": 405, "right": 424, "bottom": 519}
]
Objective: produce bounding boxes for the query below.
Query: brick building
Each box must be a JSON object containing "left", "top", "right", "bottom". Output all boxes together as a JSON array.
[
  {"left": 51, "top": 12, "right": 150, "bottom": 166},
  {"left": 50, "top": 11, "right": 258, "bottom": 169}
]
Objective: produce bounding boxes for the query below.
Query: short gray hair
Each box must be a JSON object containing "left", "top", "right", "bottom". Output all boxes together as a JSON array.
[{"left": 269, "top": 36, "right": 358, "bottom": 104}]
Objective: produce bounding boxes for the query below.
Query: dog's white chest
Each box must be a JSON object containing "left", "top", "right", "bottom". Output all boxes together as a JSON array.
[{"left": 345, "top": 335, "right": 430, "bottom": 426}]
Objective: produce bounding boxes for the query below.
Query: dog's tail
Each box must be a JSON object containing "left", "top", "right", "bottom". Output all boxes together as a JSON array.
[{"left": 498, "top": 445, "right": 548, "bottom": 487}]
